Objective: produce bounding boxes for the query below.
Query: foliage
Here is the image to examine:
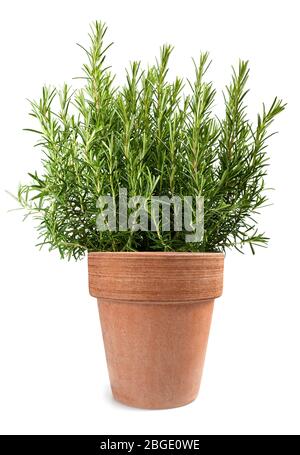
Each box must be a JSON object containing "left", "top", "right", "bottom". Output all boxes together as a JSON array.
[{"left": 17, "top": 21, "right": 285, "bottom": 259}]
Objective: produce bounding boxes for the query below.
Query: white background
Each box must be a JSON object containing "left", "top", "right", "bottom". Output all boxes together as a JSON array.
[{"left": 0, "top": 0, "right": 299, "bottom": 435}]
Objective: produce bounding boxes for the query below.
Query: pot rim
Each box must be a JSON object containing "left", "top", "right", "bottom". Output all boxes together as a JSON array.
[
  {"left": 88, "top": 251, "right": 224, "bottom": 258},
  {"left": 88, "top": 251, "right": 224, "bottom": 300}
]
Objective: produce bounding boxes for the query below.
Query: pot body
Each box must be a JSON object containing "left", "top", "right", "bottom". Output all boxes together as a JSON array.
[{"left": 88, "top": 252, "right": 224, "bottom": 409}]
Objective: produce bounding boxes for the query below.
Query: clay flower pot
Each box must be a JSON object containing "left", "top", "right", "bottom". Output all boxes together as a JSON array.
[{"left": 88, "top": 252, "right": 224, "bottom": 409}]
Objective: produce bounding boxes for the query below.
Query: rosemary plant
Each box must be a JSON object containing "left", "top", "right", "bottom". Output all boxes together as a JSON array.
[{"left": 17, "top": 21, "right": 285, "bottom": 259}]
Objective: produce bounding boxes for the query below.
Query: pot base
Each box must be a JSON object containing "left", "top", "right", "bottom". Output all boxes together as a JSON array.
[
  {"left": 98, "top": 299, "right": 214, "bottom": 410},
  {"left": 112, "top": 393, "right": 198, "bottom": 410}
]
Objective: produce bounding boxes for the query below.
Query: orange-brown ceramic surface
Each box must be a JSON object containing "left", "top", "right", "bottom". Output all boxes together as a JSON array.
[
  {"left": 89, "top": 252, "right": 224, "bottom": 302},
  {"left": 88, "top": 252, "right": 224, "bottom": 409}
]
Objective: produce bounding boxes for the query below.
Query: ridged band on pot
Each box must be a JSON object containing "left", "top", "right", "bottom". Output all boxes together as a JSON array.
[
  {"left": 88, "top": 252, "right": 224, "bottom": 409},
  {"left": 88, "top": 252, "right": 224, "bottom": 302}
]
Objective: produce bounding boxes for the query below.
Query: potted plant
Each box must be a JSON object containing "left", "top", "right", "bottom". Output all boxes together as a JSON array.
[{"left": 17, "top": 21, "right": 285, "bottom": 409}]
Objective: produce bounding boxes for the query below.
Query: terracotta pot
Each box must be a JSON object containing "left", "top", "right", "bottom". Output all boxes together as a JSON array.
[{"left": 88, "top": 252, "right": 224, "bottom": 409}]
